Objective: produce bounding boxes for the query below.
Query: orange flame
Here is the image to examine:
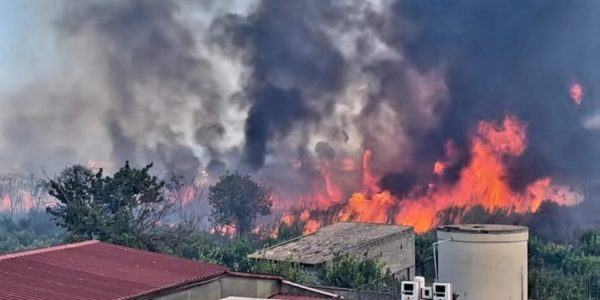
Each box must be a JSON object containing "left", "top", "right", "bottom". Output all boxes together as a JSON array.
[
  {"left": 281, "top": 212, "right": 295, "bottom": 226},
  {"left": 433, "top": 161, "right": 446, "bottom": 176},
  {"left": 303, "top": 219, "right": 321, "bottom": 234},
  {"left": 210, "top": 224, "right": 237, "bottom": 236},
  {"left": 570, "top": 83, "right": 583, "bottom": 105},
  {"left": 362, "top": 149, "right": 380, "bottom": 194},
  {"left": 1, "top": 195, "right": 11, "bottom": 212},
  {"left": 296, "top": 115, "right": 581, "bottom": 234}
]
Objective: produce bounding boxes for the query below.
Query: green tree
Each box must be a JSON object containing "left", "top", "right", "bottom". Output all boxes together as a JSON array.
[
  {"left": 415, "top": 232, "right": 436, "bottom": 264},
  {"left": 46, "top": 162, "right": 172, "bottom": 250},
  {"left": 251, "top": 258, "right": 312, "bottom": 284},
  {"left": 319, "top": 254, "right": 394, "bottom": 289},
  {"left": 579, "top": 230, "right": 600, "bottom": 256},
  {"left": 0, "top": 210, "right": 62, "bottom": 253},
  {"left": 208, "top": 171, "right": 271, "bottom": 237}
]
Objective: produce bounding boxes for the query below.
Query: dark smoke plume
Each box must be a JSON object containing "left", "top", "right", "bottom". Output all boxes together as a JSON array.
[
  {"left": 211, "top": 0, "right": 347, "bottom": 169},
  {"left": 389, "top": 0, "right": 600, "bottom": 187},
  {"left": 1, "top": 0, "right": 599, "bottom": 226}
]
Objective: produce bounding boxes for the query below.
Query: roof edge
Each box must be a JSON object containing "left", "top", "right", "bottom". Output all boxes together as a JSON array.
[
  {"left": 248, "top": 231, "right": 316, "bottom": 259},
  {"left": 227, "top": 271, "right": 285, "bottom": 280},
  {"left": 281, "top": 280, "right": 341, "bottom": 298},
  {"left": 0, "top": 240, "right": 100, "bottom": 261},
  {"left": 123, "top": 269, "right": 228, "bottom": 300}
]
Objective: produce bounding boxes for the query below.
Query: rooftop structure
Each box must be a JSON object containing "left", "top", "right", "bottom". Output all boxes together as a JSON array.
[
  {"left": 250, "top": 222, "right": 412, "bottom": 265},
  {"left": 249, "top": 222, "right": 415, "bottom": 279},
  {"left": 0, "top": 240, "right": 338, "bottom": 300}
]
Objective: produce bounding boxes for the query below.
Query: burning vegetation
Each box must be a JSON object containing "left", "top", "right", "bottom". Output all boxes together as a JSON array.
[
  {"left": 0, "top": 0, "right": 598, "bottom": 249},
  {"left": 272, "top": 115, "right": 582, "bottom": 235}
]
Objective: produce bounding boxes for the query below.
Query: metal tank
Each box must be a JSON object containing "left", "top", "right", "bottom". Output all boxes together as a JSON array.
[{"left": 435, "top": 224, "right": 528, "bottom": 300}]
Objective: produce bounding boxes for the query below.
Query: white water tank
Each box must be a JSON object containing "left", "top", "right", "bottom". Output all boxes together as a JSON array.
[{"left": 436, "top": 224, "right": 528, "bottom": 300}]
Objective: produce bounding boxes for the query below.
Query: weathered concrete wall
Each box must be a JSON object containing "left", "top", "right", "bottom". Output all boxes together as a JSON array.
[
  {"left": 155, "top": 279, "right": 222, "bottom": 300},
  {"left": 154, "top": 275, "right": 279, "bottom": 300},
  {"left": 298, "top": 230, "right": 416, "bottom": 284},
  {"left": 350, "top": 229, "right": 415, "bottom": 279},
  {"left": 220, "top": 276, "right": 279, "bottom": 298}
]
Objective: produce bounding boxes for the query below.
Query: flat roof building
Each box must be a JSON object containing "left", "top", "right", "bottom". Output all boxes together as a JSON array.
[{"left": 249, "top": 222, "right": 415, "bottom": 280}]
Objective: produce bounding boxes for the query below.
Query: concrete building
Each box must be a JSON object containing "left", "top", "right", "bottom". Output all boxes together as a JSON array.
[
  {"left": 436, "top": 224, "right": 529, "bottom": 300},
  {"left": 249, "top": 222, "right": 415, "bottom": 281},
  {"left": 0, "top": 240, "right": 338, "bottom": 299}
]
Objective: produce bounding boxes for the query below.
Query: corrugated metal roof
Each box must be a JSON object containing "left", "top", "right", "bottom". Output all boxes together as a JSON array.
[{"left": 0, "top": 240, "right": 228, "bottom": 300}]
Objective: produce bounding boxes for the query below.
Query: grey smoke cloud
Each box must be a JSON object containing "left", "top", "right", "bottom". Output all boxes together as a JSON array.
[
  {"left": 0, "top": 0, "right": 252, "bottom": 176},
  {"left": 0, "top": 0, "right": 598, "bottom": 215}
]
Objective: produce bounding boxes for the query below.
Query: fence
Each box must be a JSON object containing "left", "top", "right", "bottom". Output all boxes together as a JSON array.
[
  {"left": 308, "top": 266, "right": 412, "bottom": 300},
  {"left": 313, "top": 270, "right": 600, "bottom": 300},
  {"left": 529, "top": 271, "right": 600, "bottom": 300},
  {"left": 311, "top": 279, "right": 402, "bottom": 300}
]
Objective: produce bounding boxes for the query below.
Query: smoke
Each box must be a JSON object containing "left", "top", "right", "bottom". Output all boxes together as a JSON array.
[
  {"left": 0, "top": 0, "right": 599, "bottom": 220},
  {"left": 211, "top": 0, "right": 347, "bottom": 170},
  {"left": 0, "top": 0, "right": 252, "bottom": 176},
  {"left": 389, "top": 1, "right": 600, "bottom": 185}
]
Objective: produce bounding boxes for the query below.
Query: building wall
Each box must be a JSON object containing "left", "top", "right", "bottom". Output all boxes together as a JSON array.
[
  {"left": 155, "top": 279, "right": 223, "bottom": 300},
  {"left": 295, "top": 230, "right": 416, "bottom": 284},
  {"left": 349, "top": 229, "right": 416, "bottom": 279},
  {"left": 154, "top": 275, "right": 280, "bottom": 300},
  {"left": 220, "top": 276, "right": 280, "bottom": 298}
]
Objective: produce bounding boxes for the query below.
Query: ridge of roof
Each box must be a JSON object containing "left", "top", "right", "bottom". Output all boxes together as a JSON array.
[{"left": 0, "top": 240, "right": 100, "bottom": 261}]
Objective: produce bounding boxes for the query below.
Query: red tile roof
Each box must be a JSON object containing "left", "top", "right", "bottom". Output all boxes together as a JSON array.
[{"left": 0, "top": 240, "right": 228, "bottom": 300}]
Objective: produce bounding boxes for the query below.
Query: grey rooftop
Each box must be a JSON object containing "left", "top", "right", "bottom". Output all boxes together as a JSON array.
[{"left": 249, "top": 222, "right": 412, "bottom": 265}]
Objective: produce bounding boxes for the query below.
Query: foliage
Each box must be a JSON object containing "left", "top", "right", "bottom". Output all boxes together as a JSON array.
[
  {"left": 529, "top": 269, "right": 588, "bottom": 300},
  {"left": 273, "top": 220, "right": 305, "bottom": 243},
  {"left": 208, "top": 171, "right": 271, "bottom": 237},
  {"left": 198, "top": 237, "right": 256, "bottom": 272},
  {"left": 150, "top": 221, "right": 210, "bottom": 259},
  {"left": 46, "top": 162, "right": 172, "bottom": 250},
  {"left": 528, "top": 236, "right": 600, "bottom": 299},
  {"left": 415, "top": 231, "right": 436, "bottom": 264},
  {"left": 319, "top": 254, "right": 393, "bottom": 289},
  {"left": 580, "top": 230, "right": 600, "bottom": 256},
  {"left": 251, "top": 258, "right": 312, "bottom": 285},
  {"left": 251, "top": 219, "right": 305, "bottom": 248},
  {"left": 0, "top": 210, "right": 62, "bottom": 253}
]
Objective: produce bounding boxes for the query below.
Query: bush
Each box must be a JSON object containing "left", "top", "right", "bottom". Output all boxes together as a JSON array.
[
  {"left": 319, "top": 254, "right": 394, "bottom": 289},
  {"left": 251, "top": 258, "right": 312, "bottom": 284},
  {"left": 0, "top": 211, "right": 62, "bottom": 253}
]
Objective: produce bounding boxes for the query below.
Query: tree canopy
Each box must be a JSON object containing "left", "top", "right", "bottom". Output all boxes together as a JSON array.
[
  {"left": 208, "top": 171, "right": 271, "bottom": 237},
  {"left": 46, "top": 162, "right": 172, "bottom": 249}
]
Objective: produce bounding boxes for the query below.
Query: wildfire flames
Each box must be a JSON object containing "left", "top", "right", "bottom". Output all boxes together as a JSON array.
[
  {"left": 281, "top": 115, "right": 582, "bottom": 234},
  {"left": 570, "top": 83, "right": 583, "bottom": 105},
  {"left": 0, "top": 116, "right": 582, "bottom": 237}
]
